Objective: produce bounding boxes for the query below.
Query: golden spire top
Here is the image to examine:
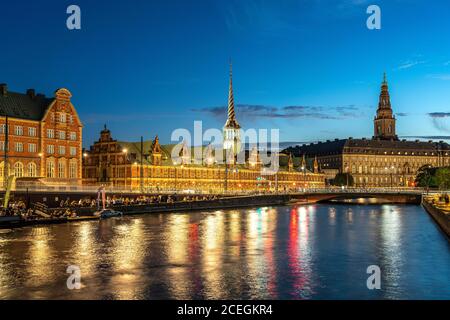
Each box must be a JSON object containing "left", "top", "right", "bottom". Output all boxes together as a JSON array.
[{"left": 383, "top": 72, "right": 387, "bottom": 84}]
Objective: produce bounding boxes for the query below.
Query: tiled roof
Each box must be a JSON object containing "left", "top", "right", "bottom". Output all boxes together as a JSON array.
[
  {"left": 0, "top": 90, "right": 53, "bottom": 121},
  {"left": 285, "top": 138, "right": 450, "bottom": 156}
]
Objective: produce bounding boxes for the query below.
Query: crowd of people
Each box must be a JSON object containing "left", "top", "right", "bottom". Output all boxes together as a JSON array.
[
  {"left": 0, "top": 194, "right": 221, "bottom": 219},
  {"left": 64, "top": 194, "right": 220, "bottom": 208}
]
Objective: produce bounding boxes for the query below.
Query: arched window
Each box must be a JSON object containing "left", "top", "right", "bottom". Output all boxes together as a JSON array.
[
  {"left": 14, "top": 162, "right": 24, "bottom": 177},
  {"left": 58, "top": 160, "right": 66, "bottom": 178},
  {"left": 46, "top": 160, "right": 55, "bottom": 178},
  {"left": 28, "top": 162, "right": 37, "bottom": 177},
  {"left": 69, "top": 160, "right": 77, "bottom": 179}
]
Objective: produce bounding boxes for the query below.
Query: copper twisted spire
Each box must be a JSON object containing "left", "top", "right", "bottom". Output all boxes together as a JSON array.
[{"left": 224, "top": 61, "right": 241, "bottom": 129}]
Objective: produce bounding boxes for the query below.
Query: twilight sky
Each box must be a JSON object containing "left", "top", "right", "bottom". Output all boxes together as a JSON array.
[{"left": 1, "top": 0, "right": 450, "bottom": 146}]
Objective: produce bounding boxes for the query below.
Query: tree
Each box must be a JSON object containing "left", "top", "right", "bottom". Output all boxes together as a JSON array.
[
  {"left": 332, "top": 173, "right": 354, "bottom": 187},
  {"left": 435, "top": 167, "right": 450, "bottom": 190},
  {"left": 415, "top": 165, "right": 438, "bottom": 189}
]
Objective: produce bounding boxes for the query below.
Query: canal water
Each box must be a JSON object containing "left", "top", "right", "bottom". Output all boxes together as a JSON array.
[{"left": 0, "top": 204, "right": 449, "bottom": 300}]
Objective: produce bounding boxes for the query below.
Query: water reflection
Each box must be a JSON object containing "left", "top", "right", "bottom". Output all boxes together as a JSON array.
[{"left": 0, "top": 204, "right": 448, "bottom": 300}]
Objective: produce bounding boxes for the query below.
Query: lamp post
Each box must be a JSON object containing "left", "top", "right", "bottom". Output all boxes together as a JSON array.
[
  {"left": 82, "top": 152, "right": 87, "bottom": 184},
  {"left": 345, "top": 164, "right": 349, "bottom": 188},
  {"left": 390, "top": 165, "right": 395, "bottom": 189},
  {"left": 122, "top": 148, "right": 128, "bottom": 191},
  {"left": 301, "top": 165, "right": 306, "bottom": 192}
]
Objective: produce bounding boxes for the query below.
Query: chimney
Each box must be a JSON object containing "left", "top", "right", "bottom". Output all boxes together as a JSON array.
[
  {"left": 26, "top": 89, "right": 36, "bottom": 99},
  {"left": 0, "top": 83, "right": 7, "bottom": 96}
]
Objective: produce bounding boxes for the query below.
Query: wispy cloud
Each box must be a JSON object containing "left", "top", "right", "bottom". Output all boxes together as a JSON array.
[
  {"left": 401, "top": 135, "right": 450, "bottom": 141},
  {"left": 396, "top": 112, "right": 408, "bottom": 117},
  {"left": 427, "top": 74, "right": 450, "bottom": 81},
  {"left": 193, "top": 104, "right": 366, "bottom": 121},
  {"left": 428, "top": 112, "right": 450, "bottom": 133},
  {"left": 396, "top": 60, "right": 425, "bottom": 70}
]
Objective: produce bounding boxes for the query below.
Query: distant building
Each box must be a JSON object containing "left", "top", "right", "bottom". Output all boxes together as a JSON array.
[
  {"left": 285, "top": 74, "right": 450, "bottom": 187},
  {"left": 82, "top": 68, "right": 325, "bottom": 193},
  {"left": 0, "top": 84, "right": 83, "bottom": 187}
]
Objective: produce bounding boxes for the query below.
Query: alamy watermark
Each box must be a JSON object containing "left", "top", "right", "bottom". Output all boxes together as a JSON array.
[
  {"left": 66, "top": 5, "right": 81, "bottom": 30},
  {"left": 367, "top": 5, "right": 381, "bottom": 30},
  {"left": 170, "top": 121, "right": 280, "bottom": 175},
  {"left": 66, "top": 265, "right": 82, "bottom": 290},
  {"left": 366, "top": 265, "right": 381, "bottom": 290}
]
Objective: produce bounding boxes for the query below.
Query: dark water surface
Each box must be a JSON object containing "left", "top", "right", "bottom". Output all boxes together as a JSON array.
[{"left": 0, "top": 204, "right": 449, "bottom": 300}]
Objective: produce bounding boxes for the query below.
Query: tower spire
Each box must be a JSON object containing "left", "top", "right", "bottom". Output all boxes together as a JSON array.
[
  {"left": 227, "top": 61, "right": 236, "bottom": 122},
  {"left": 223, "top": 61, "right": 241, "bottom": 155},
  {"left": 224, "top": 60, "right": 240, "bottom": 129},
  {"left": 374, "top": 72, "right": 397, "bottom": 140}
]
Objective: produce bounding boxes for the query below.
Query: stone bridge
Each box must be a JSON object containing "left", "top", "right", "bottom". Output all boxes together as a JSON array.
[{"left": 289, "top": 190, "right": 423, "bottom": 204}]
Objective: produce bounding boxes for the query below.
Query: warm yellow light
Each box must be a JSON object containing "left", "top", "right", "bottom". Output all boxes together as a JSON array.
[{"left": 123, "top": 148, "right": 128, "bottom": 153}]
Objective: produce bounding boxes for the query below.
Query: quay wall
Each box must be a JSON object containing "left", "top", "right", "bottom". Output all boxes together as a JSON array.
[
  {"left": 73, "top": 194, "right": 291, "bottom": 216},
  {"left": 422, "top": 200, "right": 450, "bottom": 237}
]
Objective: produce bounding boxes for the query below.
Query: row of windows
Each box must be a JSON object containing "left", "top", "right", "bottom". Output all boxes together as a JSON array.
[
  {"left": 46, "top": 129, "right": 77, "bottom": 140},
  {"left": 46, "top": 160, "right": 77, "bottom": 178},
  {"left": 0, "top": 142, "right": 37, "bottom": 153},
  {"left": 50, "top": 112, "right": 74, "bottom": 124},
  {"left": 350, "top": 165, "right": 413, "bottom": 175},
  {"left": 355, "top": 176, "right": 407, "bottom": 184},
  {"left": 0, "top": 125, "right": 37, "bottom": 137},
  {"left": 0, "top": 162, "right": 37, "bottom": 178},
  {"left": 0, "top": 160, "right": 78, "bottom": 179},
  {"left": 46, "top": 145, "right": 77, "bottom": 156}
]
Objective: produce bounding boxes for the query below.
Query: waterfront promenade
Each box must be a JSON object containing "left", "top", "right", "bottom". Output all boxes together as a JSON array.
[{"left": 0, "top": 188, "right": 432, "bottom": 229}]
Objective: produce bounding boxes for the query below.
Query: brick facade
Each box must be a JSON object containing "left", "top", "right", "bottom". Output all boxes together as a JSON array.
[{"left": 0, "top": 85, "right": 83, "bottom": 187}]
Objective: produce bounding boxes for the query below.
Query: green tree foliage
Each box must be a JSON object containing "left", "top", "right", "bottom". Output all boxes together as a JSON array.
[
  {"left": 415, "top": 165, "right": 438, "bottom": 188},
  {"left": 332, "top": 173, "right": 354, "bottom": 186},
  {"left": 435, "top": 167, "right": 450, "bottom": 190}
]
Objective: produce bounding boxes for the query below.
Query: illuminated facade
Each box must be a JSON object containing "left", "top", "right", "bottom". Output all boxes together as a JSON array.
[
  {"left": 82, "top": 128, "right": 325, "bottom": 192},
  {"left": 0, "top": 84, "right": 83, "bottom": 187},
  {"left": 286, "top": 74, "right": 450, "bottom": 187},
  {"left": 82, "top": 68, "right": 325, "bottom": 193}
]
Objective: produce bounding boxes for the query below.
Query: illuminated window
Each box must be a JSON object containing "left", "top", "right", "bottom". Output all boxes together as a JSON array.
[
  {"left": 69, "top": 160, "right": 77, "bottom": 178},
  {"left": 58, "top": 160, "right": 66, "bottom": 178},
  {"left": 47, "top": 129, "right": 54, "bottom": 139},
  {"left": 27, "top": 162, "right": 37, "bottom": 177},
  {"left": 14, "top": 162, "right": 23, "bottom": 177},
  {"left": 14, "top": 126, "right": 23, "bottom": 136},
  {"left": 46, "top": 160, "right": 55, "bottom": 178}
]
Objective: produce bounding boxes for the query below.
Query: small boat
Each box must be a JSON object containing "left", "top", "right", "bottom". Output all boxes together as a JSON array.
[
  {"left": 0, "top": 215, "right": 23, "bottom": 228},
  {"left": 96, "top": 209, "right": 123, "bottom": 219}
]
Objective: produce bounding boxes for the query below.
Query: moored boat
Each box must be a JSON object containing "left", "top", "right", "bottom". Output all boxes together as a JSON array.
[{"left": 94, "top": 209, "right": 123, "bottom": 219}]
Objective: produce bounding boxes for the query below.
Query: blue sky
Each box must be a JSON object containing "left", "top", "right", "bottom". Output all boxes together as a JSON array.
[{"left": 1, "top": 0, "right": 450, "bottom": 146}]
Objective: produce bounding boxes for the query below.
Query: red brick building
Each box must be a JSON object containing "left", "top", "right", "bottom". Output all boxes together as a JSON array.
[{"left": 0, "top": 84, "right": 83, "bottom": 187}]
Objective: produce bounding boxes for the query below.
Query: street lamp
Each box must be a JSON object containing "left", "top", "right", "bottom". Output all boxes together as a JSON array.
[
  {"left": 345, "top": 165, "right": 349, "bottom": 188},
  {"left": 390, "top": 166, "right": 395, "bottom": 189},
  {"left": 122, "top": 148, "right": 128, "bottom": 191},
  {"left": 301, "top": 166, "right": 306, "bottom": 192}
]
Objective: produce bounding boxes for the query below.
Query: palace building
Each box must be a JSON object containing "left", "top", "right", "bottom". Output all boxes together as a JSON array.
[
  {"left": 82, "top": 67, "right": 325, "bottom": 193},
  {"left": 0, "top": 84, "right": 83, "bottom": 187},
  {"left": 285, "top": 74, "right": 450, "bottom": 187}
]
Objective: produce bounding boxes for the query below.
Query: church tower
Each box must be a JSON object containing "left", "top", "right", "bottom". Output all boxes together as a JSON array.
[
  {"left": 374, "top": 73, "right": 398, "bottom": 140},
  {"left": 223, "top": 62, "right": 241, "bottom": 159}
]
